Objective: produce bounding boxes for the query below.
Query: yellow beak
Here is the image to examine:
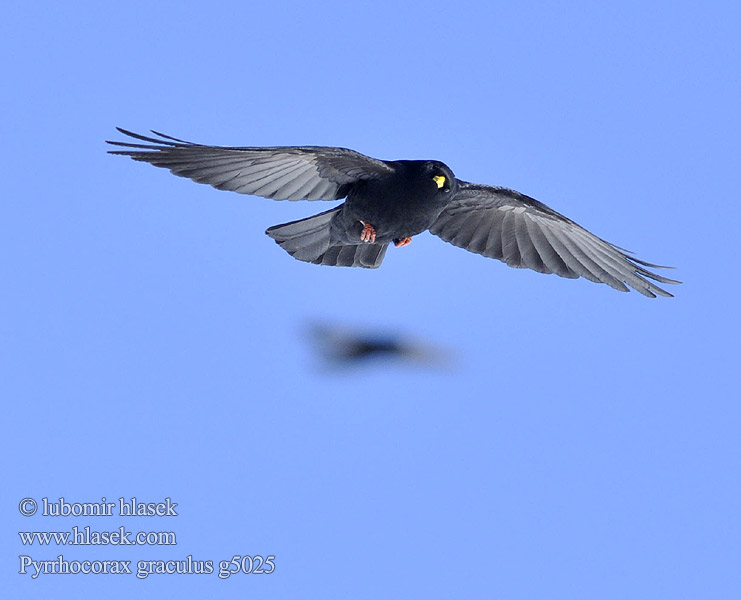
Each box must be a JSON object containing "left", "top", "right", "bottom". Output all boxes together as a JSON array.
[{"left": 433, "top": 175, "right": 446, "bottom": 189}]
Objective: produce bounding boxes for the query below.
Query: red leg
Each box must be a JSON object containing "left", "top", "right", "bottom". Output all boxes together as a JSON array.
[
  {"left": 360, "top": 221, "right": 377, "bottom": 243},
  {"left": 394, "top": 237, "right": 412, "bottom": 248}
]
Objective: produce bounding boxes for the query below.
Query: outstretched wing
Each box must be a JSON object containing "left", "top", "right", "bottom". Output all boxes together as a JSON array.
[
  {"left": 107, "top": 128, "right": 393, "bottom": 201},
  {"left": 430, "top": 181, "right": 680, "bottom": 297}
]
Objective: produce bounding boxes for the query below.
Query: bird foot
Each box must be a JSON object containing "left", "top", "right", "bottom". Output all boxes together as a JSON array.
[
  {"left": 360, "top": 221, "right": 377, "bottom": 243},
  {"left": 393, "top": 237, "right": 413, "bottom": 248}
]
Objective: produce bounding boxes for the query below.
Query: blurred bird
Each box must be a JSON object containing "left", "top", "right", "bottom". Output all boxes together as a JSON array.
[
  {"left": 108, "top": 128, "right": 680, "bottom": 297},
  {"left": 307, "top": 324, "right": 451, "bottom": 369}
]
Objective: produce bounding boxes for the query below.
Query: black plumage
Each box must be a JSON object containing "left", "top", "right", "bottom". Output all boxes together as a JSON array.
[
  {"left": 108, "top": 128, "right": 680, "bottom": 297},
  {"left": 308, "top": 324, "right": 451, "bottom": 368}
]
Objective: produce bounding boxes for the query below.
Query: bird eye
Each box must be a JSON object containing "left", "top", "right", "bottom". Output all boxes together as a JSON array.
[{"left": 433, "top": 175, "right": 446, "bottom": 189}]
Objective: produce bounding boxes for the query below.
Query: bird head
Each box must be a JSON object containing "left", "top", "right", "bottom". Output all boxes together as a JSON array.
[{"left": 423, "top": 160, "right": 457, "bottom": 197}]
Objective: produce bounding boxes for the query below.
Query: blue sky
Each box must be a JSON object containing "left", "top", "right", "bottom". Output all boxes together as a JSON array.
[{"left": 3, "top": 1, "right": 739, "bottom": 598}]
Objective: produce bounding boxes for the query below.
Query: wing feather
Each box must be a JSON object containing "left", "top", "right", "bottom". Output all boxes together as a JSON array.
[
  {"left": 107, "top": 128, "right": 393, "bottom": 201},
  {"left": 430, "top": 181, "right": 679, "bottom": 297},
  {"left": 524, "top": 214, "right": 577, "bottom": 277}
]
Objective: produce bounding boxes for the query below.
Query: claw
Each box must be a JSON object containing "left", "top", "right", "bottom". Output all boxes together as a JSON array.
[
  {"left": 394, "top": 237, "right": 412, "bottom": 248},
  {"left": 360, "top": 221, "right": 377, "bottom": 243}
]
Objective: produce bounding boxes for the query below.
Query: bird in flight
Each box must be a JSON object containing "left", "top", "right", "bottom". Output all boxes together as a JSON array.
[
  {"left": 108, "top": 128, "right": 679, "bottom": 297},
  {"left": 308, "top": 323, "right": 451, "bottom": 369}
]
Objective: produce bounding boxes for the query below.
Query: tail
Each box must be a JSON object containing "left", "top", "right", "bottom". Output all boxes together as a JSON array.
[{"left": 265, "top": 208, "right": 389, "bottom": 268}]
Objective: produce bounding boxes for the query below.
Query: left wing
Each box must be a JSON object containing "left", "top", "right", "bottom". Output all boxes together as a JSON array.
[{"left": 107, "top": 128, "right": 393, "bottom": 201}]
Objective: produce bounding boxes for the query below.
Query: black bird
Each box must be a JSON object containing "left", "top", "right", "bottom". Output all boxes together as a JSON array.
[
  {"left": 107, "top": 128, "right": 679, "bottom": 297},
  {"left": 308, "top": 323, "right": 451, "bottom": 368}
]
